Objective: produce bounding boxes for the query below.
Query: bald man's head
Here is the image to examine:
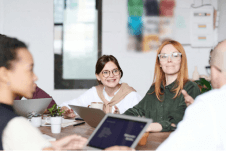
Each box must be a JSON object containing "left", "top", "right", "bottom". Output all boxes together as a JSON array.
[{"left": 210, "top": 40, "right": 226, "bottom": 77}]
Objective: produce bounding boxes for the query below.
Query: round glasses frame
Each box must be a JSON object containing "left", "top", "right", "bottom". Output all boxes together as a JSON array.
[{"left": 101, "top": 68, "right": 121, "bottom": 78}]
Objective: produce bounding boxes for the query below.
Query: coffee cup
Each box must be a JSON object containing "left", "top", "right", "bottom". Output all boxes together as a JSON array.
[
  {"left": 30, "top": 116, "right": 42, "bottom": 127},
  {"left": 42, "top": 115, "right": 64, "bottom": 125},
  {"left": 88, "top": 102, "right": 104, "bottom": 110}
]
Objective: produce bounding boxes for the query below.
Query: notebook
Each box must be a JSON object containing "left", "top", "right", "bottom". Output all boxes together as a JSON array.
[
  {"left": 69, "top": 105, "right": 106, "bottom": 128},
  {"left": 84, "top": 113, "right": 152, "bottom": 150}
]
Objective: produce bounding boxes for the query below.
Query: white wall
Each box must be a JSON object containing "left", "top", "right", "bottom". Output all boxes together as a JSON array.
[
  {"left": 218, "top": 0, "right": 226, "bottom": 42},
  {"left": 0, "top": 0, "right": 87, "bottom": 105},
  {"left": 0, "top": 0, "right": 221, "bottom": 105}
]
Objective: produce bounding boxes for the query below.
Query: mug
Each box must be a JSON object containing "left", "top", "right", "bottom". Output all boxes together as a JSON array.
[
  {"left": 43, "top": 115, "right": 64, "bottom": 124},
  {"left": 29, "top": 116, "right": 42, "bottom": 127},
  {"left": 88, "top": 102, "right": 104, "bottom": 110}
]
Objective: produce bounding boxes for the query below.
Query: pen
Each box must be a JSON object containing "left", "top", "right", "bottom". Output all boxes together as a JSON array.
[
  {"left": 75, "top": 117, "right": 84, "bottom": 121},
  {"left": 73, "top": 122, "right": 85, "bottom": 127}
]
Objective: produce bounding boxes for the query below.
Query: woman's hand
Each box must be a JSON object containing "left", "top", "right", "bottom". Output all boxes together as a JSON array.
[
  {"left": 146, "top": 123, "right": 163, "bottom": 132},
  {"left": 181, "top": 89, "right": 194, "bottom": 107},
  {"left": 105, "top": 146, "right": 135, "bottom": 151},
  {"left": 113, "top": 106, "right": 120, "bottom": 114},
  {"left": 50, "top": 134, "right": 87, "bottom": 150},
  {"left": 61, "top": 106, "right": 76, "bottom": 118}
]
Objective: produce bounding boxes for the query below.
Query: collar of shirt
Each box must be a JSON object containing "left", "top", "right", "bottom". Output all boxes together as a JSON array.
[
  {"left": 160, "top": 79, "right": 177, "bottom": 90},
  {"left": 103, "top": 87, "right": 120, "bottom": 102}
]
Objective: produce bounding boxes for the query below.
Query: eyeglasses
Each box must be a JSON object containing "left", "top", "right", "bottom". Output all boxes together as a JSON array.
[
  {"left": 158, "top": 52, "right": 182, "bottom": 62},
  {"left": 206, "top": 65, "right": 222, "bottom": 75},
  {"left": 102, "top": 68, "right": 120, "bottom": 78},
  {"left": 205, "top": 66, "right": 211, "bottom": 75}
]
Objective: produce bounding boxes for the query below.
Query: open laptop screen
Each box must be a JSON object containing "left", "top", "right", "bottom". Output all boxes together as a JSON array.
[{"left": 87, "top": 116, "right": 147, "bottom": 149}]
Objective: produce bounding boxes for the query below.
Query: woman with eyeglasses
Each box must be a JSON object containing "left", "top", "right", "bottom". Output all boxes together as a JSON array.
[
  {"left": 124, "top": 40, "right": 200, "bottom": 132},
  {"left": 61, "top": 55, "right": 141, "bottom": 118}
]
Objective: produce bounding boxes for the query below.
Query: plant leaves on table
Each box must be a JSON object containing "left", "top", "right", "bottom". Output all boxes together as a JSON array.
[{"left": 48, "top": 104, "right": 64, "bottom": 117}]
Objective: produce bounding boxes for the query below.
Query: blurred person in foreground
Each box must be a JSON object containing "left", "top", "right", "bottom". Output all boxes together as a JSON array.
[
  {"left": 157, "top": 40, "right": 226, "bottom": 151},
  {"left": 0, "top": 35, "right": 87, "bottom": 150}
]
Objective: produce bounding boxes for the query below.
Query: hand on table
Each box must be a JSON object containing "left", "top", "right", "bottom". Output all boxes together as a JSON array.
[
  {"left": 181, "top": 89, "right": 194, "bottom": 107},
  {"left": 61, "top": 106, "right": 76, "bottom": 118},
  {"left": 146, "top": 123, "right": 162, "bottom": 132},
  {"left": 50, "top": 134, "right": 87, "bottom": 150},
  {"left": 105, "top": 146, "right": 135, "bottom": 151},
  {"left": 113, "top": 106, "right": 120, "bottom": 114}
]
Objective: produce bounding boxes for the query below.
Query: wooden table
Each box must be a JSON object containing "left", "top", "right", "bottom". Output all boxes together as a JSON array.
[{"left": 39, "top": 123, "right": 171, "bottom": 150}]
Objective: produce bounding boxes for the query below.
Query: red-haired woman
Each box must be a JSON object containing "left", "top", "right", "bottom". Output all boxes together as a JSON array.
[{"left": 124, "top": 40, "right": 200, "bottom": 132}]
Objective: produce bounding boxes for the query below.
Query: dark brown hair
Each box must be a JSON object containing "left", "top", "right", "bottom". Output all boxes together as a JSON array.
[
  {"left": 0, "top": 34, "right": 28, "bottom": 69},
  {"left": 95, "top": 55, "right": 123, "bottom": 84}
]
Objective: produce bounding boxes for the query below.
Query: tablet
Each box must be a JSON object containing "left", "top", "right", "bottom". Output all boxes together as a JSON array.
[{"left": 84, "top": 113, "right": 152, "bottom": 150}]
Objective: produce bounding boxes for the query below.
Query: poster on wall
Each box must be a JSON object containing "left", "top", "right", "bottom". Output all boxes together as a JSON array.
[{"left": 127, "top": 0, "right": 175, "bottom": 52}]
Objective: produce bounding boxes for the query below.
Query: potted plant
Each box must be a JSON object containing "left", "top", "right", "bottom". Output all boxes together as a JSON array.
[
  {"left": 48, "top": 104, "right": 65, "bottom": 134},
  {"left": 194, "top": 78, "right": 212, "bottom": 94},
  {"left": 27, "top": 111, "right": 42, "bottom": 127}
]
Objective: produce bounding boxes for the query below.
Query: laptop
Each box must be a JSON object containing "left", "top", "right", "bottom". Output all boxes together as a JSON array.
[
  {"left": 84, "top": 113, "right": 152, "bottom": 150},
  {"left": 69, "top": 105, "right": 105, "bottom": 128},
  {"left": 13, "top": 98, "right": 52, "bottom": 117}
]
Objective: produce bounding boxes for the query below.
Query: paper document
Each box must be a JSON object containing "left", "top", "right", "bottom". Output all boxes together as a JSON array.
[{"left": 41, "top": 118, "right": 78, "bottom": 128}]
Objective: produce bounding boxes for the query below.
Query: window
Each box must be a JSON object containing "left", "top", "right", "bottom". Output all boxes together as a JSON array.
[{"left": 54, "top": 0, "right": 102, "bottom": 89}]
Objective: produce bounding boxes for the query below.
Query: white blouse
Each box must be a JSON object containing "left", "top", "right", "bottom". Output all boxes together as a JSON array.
[
  {"left": 2, "top": 117, "right": 51, "bottom": 150},
  {"left": 60, "top": 86, "right": 141, "bottom": 114}
]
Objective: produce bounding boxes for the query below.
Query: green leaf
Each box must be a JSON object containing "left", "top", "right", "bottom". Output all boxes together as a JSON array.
[
  {"left": 200, "top": 78, "right": 211, "bottom": 89},
  {"left": 194, "top": 80, "right": 202, "bottom": 86},
  {"left": 201, "top": 88, "right": 206, "bottom": 93},
  {"left": 48, "top": 104, "right": 64, "bottom": 117}
]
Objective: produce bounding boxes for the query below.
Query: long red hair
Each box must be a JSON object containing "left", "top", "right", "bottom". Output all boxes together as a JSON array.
[{"left": 153, "top": 40, "right": 189, "bottom": 101}]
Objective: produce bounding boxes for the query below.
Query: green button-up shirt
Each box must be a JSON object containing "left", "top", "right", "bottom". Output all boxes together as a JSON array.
[{"left": 124, "top": 80, "right": 200, "bottom": 132}]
